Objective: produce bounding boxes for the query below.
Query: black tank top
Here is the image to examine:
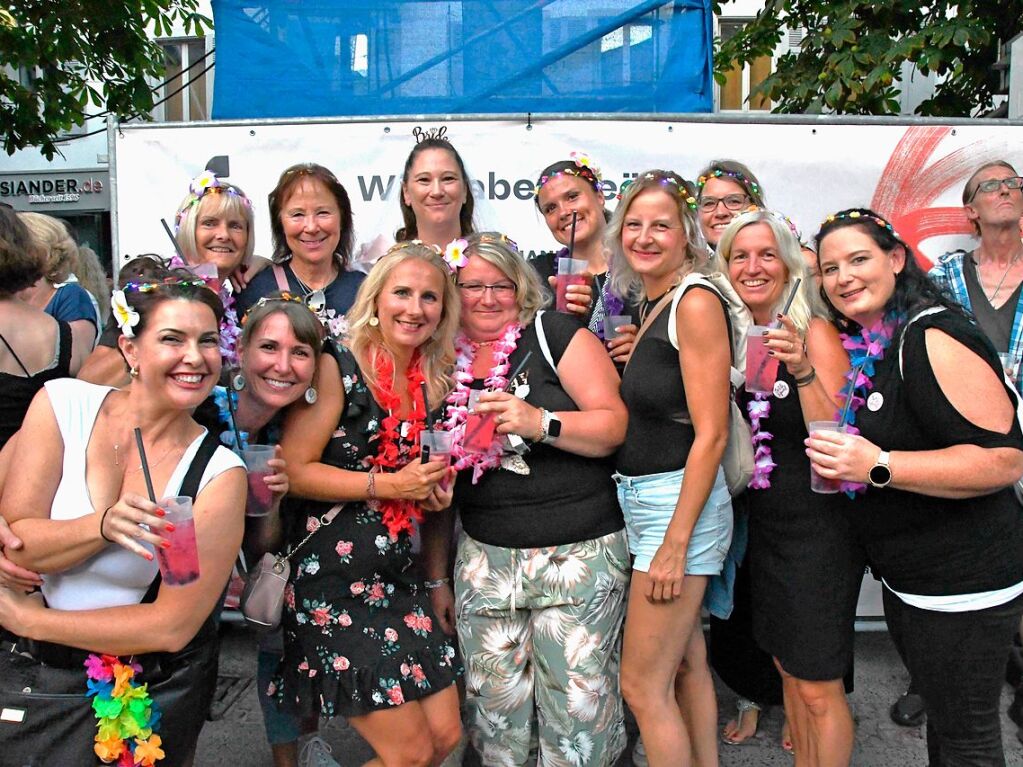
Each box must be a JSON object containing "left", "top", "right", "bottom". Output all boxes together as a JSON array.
[{"left": 0, "top": 321, "right": 72, "bottom": 448}]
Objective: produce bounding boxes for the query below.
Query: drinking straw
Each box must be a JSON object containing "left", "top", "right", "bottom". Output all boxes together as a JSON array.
[
  {"left": 134, "top": 427, "right": 157, "bottom": 503},
  {"left": 160, "top": 218, "right": 187, "bottom": 262},
  {"left": 751, "top": 277, "right": 804, "bottom": 382},
  {"left": 568, "top": 211, "right": 578, "bottom": 258},
  {"left": 837, "top": 361, "right": 866, "bottom": 428},
  {"left": 421, "top": 381, "right": 434, "bottom": 431},
  {"left": 225, "top": 387, "right": 245, "bottom": 450}
]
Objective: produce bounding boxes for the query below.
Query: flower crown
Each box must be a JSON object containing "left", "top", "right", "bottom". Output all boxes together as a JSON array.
[
  {"left": 111, "top": 277, "right": 211, "bottom": 338},
  {"left": 617, "top": 173, "right": 698, "bottom": 209},
  {"left": 174, "top": 171, "right": 253, "bottom": 233},
  {"left": 240, "top": 291, "right": 320, "bottom": 326},
  {"left": 535, "top": 151, "right": 603, "bottom": 199},
  {"left": 820, "top": 210, "right": 901, "bottom": 239},
  {"left": 697, "top": 168, "right": 761, "bottom": 197}
]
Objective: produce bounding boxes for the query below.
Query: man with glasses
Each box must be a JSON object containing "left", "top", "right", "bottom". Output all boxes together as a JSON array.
[{"left": 907, "top": 161, "right": 1023, "bottom": 735}]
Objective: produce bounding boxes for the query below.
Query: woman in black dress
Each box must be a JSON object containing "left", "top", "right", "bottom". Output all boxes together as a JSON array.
[
  {"left": 277, "top": 241, "right": 463, "bottom": 766},
  {"left": 809, "top": 208, "right": 1023, "bottom": 765},
  {"left": 718, "top": 209, "right": 860, "bottom": 766}
]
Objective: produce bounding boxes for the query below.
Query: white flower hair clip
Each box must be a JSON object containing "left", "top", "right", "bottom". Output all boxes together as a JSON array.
[
  {"left": 111, "top": 290, "right": 140, "bottom": 338},
  {"left": 443, "top": 238, "right": 469, "bottom": 271}
]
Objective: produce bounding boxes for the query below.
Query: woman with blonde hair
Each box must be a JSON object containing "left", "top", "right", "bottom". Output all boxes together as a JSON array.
[
  {"left": 719, "top": 210, "right": 859, "bottom": 766},
  {"left": 18, "top": 211, "right": 99, "bottom": 372},
  {"left": 610, "top": 170, "right": 733, "bottom": 767},
  {"left": 423, "top": 232, "right": 630, "bottom": 765},
  {"left": 275, "top": 241, "right": 463, "bottom": 766}
]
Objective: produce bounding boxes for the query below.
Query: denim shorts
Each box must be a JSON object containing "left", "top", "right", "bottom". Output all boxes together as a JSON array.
[{"left": 613, "top": 465, "right": 733, "bottom": 575}]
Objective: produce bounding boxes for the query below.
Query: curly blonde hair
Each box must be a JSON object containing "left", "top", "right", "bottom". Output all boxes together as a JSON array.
[
  {"left": 18, "top": 211, "right": 78, "bottom": 284},
  {"left": 347, "top": 241, "right": 459, "bottom": 408}
]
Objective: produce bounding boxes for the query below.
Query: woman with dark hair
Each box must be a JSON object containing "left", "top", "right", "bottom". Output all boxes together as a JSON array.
[
  {"left": 809, "top": 208, "right": 1023, "bottom": 765},
  {"left": 237, "top": 163, "right": 365, "bottom": 341},
  {"left": 609, "top": 170, "right": 734, "bottom": 767},
  {"left": 274, "top": 242, "right": 463, "bottom": 767},
  {"left": 0, "top": 206, "right": 74, "bottom": 449},
  {"left": 719, "top": 210, "right": 859, "bottom": 766},
  {"left": 533, "top": 152, "right": 637, "bottom": 364},
  {"left": 695, "top": 160, "right": 766, "bottom": 252},
  {"left": 0, "top": 268, "right": 246, "bottom": 766}
]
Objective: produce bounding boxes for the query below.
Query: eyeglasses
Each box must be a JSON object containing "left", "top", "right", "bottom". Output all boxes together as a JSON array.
[
  {"left": 969, "top": 176, "right": 1023, "bottom": 201},
  {"left": 697, "top": 194, "right": 749, "bottom": 212},
  {"left": 456, "top": 281, "right": 516, "bottom": 297}
]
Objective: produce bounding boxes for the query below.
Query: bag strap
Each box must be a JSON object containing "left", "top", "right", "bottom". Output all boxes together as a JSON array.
[
  {"left": 0, "top": 332, "right": 29, "bottom": 376},
  {"left": 534, "top": 310, "right": 557, "bottom": 375},
  {"left": 624, "top": 288, "right": 677, "bottom": 372},
  {"left": 272, "top": 263, "right": 290, "bottom": 292},
  {"left": 283, "top": 502, "right": 345, "bottom": 563}
]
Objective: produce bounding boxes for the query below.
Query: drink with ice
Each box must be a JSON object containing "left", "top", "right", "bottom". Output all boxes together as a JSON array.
[
  {"left": 556, "top": 257, "right": 588, "bottom": 313},
  {"left": 156, "top": 495, "right": 200, "bottom": 586},
  {"left": 745, "top": 326, "right": 779, "bottom": 394}
]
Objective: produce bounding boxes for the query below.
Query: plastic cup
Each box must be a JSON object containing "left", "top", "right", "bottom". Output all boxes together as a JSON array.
[
  {"left": 463, "top": 390, "right": 496, "bottom": 453},
  {"left": 420, "top": 430, "right": 455, "bottom": 465},
  {"left": 556, "top": 257, "right": 588, "bottom": 312},
  {"left": 155, "top": 496, "right": 200, "bottom": 586},
  {"left": 809, "top": 421, "right": 846, "bottom": 494},
  {"left": 240, "top": 444, "right": 276, "bottom": 517},
  {"left": 999, "top": 353, "right": 1020, "bottom": 384},
  {"left": 745, "top": 325, "right": 780, "bottom": 393},
  {"left": 603, "top": 315, "right": 633, "bottom": 340}
]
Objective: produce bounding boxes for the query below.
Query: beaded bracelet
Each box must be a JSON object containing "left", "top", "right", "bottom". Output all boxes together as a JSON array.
[
  {"left": 367, "top": 471, "right": 377, "bottom": 500},
  {"left": 424, "top": 578, "right": 451, "bottom": 590}
]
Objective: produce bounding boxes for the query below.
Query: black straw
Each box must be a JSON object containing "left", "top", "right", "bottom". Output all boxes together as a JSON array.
[
  {"left": 421, "top": 381, "right": 434, "bottom": 432},
  {"left": 772, "top": 277, "right": 802, "bottom": 328},
  {"left": 567, "top": 212, "right": 578, "bottom": 259},
  {"left": 838, "top": 362, "right": 866, "bottom": 428},
  {"left": 134, "top": 427, "right": 157, "bottom": 502},
  {"left": 160, "top": 218, "right": 187, "bottom": 262},
  {"left": 225, "top": 387, "right": 245, "bottom": 451}
]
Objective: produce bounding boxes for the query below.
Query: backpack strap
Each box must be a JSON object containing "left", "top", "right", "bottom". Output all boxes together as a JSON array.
[
  {"left": 272, "top": 263, "right": 290, "bottom": 292},
  {"left": 534, "top": 310, "right": 557, "bottom": 375}
]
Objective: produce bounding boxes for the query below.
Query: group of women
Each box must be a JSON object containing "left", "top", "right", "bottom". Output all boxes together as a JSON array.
[{"left": 0, "top": 139, "right": 1020, "bottom": 767}]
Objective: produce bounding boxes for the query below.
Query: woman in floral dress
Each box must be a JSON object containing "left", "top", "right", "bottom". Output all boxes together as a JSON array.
[{"left": 276, "top": 242, "right": 463, "bottom": 765}]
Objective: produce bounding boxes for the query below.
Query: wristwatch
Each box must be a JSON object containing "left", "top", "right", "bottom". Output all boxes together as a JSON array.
[
  {"left": 868, "top": 450, "right": 892, "bottom": 488},
  {"left": 538, "top": 409, "right": 562, "bottom": 444}
]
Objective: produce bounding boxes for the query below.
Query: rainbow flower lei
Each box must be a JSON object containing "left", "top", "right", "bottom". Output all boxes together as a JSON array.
[
  {"left": 834, "top": 313, "right": 902, "bottom": 497},
  {"left": 747, "top": 394, "right": 776, "bottom": 489},
  {"left": 85, "top": 653, "right": 164, "bottom": 766},
  {"left": 442, "top": 323, "right": 522, "bottom": 483}
]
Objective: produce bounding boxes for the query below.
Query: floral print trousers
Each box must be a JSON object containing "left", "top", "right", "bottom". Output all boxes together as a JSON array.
[{"left": 455, "top": 529, "right": 631, "bottom": 767}]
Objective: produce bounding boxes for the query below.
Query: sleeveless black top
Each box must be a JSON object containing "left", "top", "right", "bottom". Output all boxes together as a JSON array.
[{"left": 0, "top": 321, "right": 72, "bottom": 449}]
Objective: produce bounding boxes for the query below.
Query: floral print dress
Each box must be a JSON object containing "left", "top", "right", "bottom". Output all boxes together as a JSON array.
[{"left": 270, "top": 344, "right": 460, "bottom": 717}]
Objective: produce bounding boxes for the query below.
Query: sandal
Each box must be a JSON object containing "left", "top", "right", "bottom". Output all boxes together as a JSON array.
[{"left": 721, "top": 698, "right": 761, "bottom": 745}]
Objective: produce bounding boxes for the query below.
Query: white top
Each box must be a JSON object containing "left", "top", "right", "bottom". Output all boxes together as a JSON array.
[{"left": 40, "top": 378, "right": 243, "bottom": 610}]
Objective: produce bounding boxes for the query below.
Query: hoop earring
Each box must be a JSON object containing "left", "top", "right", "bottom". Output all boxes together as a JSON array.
[
  {"left": 231, "top": 373, "right": 246, "bottom": 391},
  {"left": 304, "top": 386, "right": 318, "bottom": 405},
  {"left": 368, "top": 316, "right": 379, "bottom": 327}
]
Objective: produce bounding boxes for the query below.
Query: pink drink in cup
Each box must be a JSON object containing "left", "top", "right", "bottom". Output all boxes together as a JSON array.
[
  {"left": 745, "top": 325, "right": 780, "bottom": 394},
  {"left": 809, "top": 421, "right": 846, "bottom": 494},
  {"left": 241, "top": 444, "right": 276, "bottom": 517},
  {"left": 463, "top": 389, "right": 496, "bottom": 453},
  {"left": 156, "top": 495, "right": 200, "bottom": 586},
  {"left": 556, "top": 257, "right": 588, "bottom": 312},
  {"left": 420, "top": 430, "right": 455, "bottom": 491}
]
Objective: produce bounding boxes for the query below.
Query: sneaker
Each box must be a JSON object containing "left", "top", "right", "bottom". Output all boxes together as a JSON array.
[
  {"left": 889, "top": 692, "right": 926, "bottom": 728},
  {"left": 298, "top": 735, "right": 341, "bottom": 767},
  {"left": 632, "top": 737, "right": 648, "bottom": 767}
]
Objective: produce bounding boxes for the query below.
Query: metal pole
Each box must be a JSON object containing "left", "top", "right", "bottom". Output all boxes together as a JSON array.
[{"left": 1010, "top": 33, "right": 1023, "bottom": 120}]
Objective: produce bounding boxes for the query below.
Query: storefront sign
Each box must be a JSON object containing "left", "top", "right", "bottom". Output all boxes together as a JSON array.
[{"left": 0, "top": 171, "right": 109, "bottom": 211}]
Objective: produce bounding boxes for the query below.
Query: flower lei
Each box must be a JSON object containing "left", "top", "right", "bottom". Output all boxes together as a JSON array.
[
  {"left": 747, "top": 394, "right": 776, "bottom": 489},
  {"left": 835, "top": 313, "right": 902, "bottom": 497},
  {"left": 85, "top": 653, "right": 164, "bottom": 766},
  {"left": 167, "top": 254, "right": 241, "bottom": 367},
  {"left": 366, "top": 351, "right": 428, "bottom": 538},
  {"left": 442, "top": 323, "right": 522, "bottom": 483}
]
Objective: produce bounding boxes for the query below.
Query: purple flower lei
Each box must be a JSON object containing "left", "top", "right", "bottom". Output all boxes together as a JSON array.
[
  {"left": 747, "top": 393, "right": 776, "bottom": 489},
  {"left": 168, "top": 254, "right": 241, "bottom": 367},
  {"left": 835, "top": 313, "right": 902, "bottom": 497},
  {"left": 554, "top": 246, "right": 625, "bottom": 340}
]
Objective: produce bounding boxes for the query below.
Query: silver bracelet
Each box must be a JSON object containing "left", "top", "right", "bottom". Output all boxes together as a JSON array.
[{"left": 424, "top": 577, "right": 451, "bottom": 590}]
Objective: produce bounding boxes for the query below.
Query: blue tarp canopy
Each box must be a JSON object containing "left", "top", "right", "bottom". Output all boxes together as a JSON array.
[{"left": 211, "top": 0, "right": 713, "bottom": 118}]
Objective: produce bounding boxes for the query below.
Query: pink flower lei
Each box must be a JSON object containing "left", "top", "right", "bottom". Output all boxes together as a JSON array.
[
  {"left": 442, "top": 322, "right": 522, "bottom": 483},
  {"left": 834, "top": 312, "right": 902, "bottom": 497},
  {"left": 168, "top": 254, "right": 240, "bottom": 367},
  {"left": 747, "top": 393, "right": 776, "bottom": 489}
]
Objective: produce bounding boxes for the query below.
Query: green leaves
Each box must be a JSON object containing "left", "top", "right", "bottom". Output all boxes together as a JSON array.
[
  {"left": 714, "top": 0, "right": 1022, "bottom": 116},
  {"left": 0, "top": 0, "right": 209, "bottom": 158}
]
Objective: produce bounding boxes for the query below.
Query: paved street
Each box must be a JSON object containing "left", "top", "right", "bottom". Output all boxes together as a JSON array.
[{"left": 196, "top": 624, "right": 1023, "bottom": 766}]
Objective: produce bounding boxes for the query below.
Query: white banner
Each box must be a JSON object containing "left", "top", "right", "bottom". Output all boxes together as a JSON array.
[{"left": 114, "top": 117, "right": 1023, "bottom": 272}]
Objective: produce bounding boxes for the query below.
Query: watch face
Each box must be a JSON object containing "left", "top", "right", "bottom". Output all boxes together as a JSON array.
[
  {"left": 869, "top": 464, "right": 892, "bottom": 487},
  {"left": 547, "top": 417, "right": 562, "bottom": 438}
]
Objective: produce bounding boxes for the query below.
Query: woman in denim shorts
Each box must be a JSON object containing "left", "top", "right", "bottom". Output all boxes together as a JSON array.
[{"left": 608, "top": 170, "right": 734, "bottom": 767}]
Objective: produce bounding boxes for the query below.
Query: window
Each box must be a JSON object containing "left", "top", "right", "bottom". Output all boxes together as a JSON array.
[
  {"left": 153, "top": 38, "right": 213, "bottom": 122},
  {"left": 717, "top": 19, "right": 772, "bottom": 111}
]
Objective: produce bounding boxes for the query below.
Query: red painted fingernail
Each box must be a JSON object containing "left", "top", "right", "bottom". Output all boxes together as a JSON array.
[
  {"left": 161, "top": 540, "right": 172, "bottom": 549},
  {"left": 145, "top": 552, "right": 154, "bottom": 561},
  {"left": 155, "top": 509, "right": 166, "bottom": 517},
  {"left": 164, "top": 523, "right": 176, "bottom": 532}
]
